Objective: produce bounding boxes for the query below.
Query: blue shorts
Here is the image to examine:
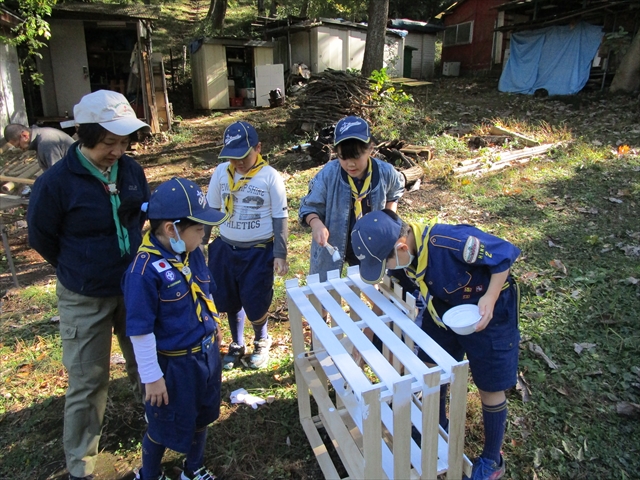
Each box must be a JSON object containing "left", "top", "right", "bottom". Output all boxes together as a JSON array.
[
  {"left": 145, "top": 335, "right": 221, "bottom": 453},
  {"left": 419, "top": 281, "right": 521, "bottom": 393},
  {"left": 207, "top": 237, "right": 274, "bottom": 322}
]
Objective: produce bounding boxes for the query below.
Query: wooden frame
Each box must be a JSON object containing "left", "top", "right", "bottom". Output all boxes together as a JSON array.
[{"left": 286, "top": 266, "right": 473, "bottom": 479}]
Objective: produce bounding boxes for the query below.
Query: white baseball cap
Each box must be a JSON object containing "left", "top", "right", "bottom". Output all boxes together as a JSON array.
[{"left": 73, "top": 90, "right": 149, "bottom": 136}]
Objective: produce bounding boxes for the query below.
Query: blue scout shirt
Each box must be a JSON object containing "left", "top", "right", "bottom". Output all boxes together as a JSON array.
[
  {"left": 123, "top": 235, "right": 217, "bottom": 351},
  {"left": 414, "top": 223, "right": 520, "bottom": 315}
]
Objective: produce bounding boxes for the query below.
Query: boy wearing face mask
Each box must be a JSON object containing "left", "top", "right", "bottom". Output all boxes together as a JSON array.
[
  {"left": 123, "top": 177, "right": 226, "bottom": 480},
  {"left": 351, "top": 209, "right": 521, "bottom": 480}
]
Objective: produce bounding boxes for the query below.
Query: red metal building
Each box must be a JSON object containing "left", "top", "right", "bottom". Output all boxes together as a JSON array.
[{"left": 440, "top": 0, "right": 505, "bottom": 75}]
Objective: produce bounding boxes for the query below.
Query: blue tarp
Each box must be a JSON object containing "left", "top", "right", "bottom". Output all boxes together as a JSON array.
[{"left": 499, "top": 22, "right": 603, "bottom": 95}]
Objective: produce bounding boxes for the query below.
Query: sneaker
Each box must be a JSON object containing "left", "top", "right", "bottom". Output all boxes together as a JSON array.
[
  {"left": 181, "top": 465, "right": 217, "bottom": 480},
  {"left": 247, "top": 336, "right": 272, "bottom": 369},
  {"left": 464, "top": 455, "right": 505, "bottom": 480},
  {"left": 133, "top": 467, "right": 170, "bottom": 480},
  {"left": 222, "top": 342, "right": 245, "bottom": 370}
]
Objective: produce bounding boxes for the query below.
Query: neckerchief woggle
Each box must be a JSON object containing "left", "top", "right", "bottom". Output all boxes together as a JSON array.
[
  {"left": 347, "top": 158, "right": 373, "bottom": 220},
  {"left": 76, "top": 146, "right": 130, "bottom": 256},
  {"left": 224, "top": 153, "right": 268, "bottom": 216},
  {"left": 138, "top": 231, "right": 221, "bottom": 328},
  {"left": 404, "top": 219, "right": 447, "bottom": 329}
]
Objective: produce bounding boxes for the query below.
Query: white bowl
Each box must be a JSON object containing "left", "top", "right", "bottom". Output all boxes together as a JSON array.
[{"left": 442, "top": 304, "right": 481, "bottom": 335}]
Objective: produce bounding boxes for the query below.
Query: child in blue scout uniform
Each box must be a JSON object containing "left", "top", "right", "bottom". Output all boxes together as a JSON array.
[
  {"left": 123, "top": 178, "right": 226, "bottom": 480},
  {"left": 298, "top": 115, "right": 404, "bottom": 282},
  {"left": 351, "top": 210, "right": 521, "bottom": 480},
  {"left": 206, "top": 121, "right": 289, "bottom": 370}
]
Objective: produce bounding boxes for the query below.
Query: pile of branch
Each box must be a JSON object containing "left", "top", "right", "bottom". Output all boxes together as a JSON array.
[
  {"left": 453, "top": 143, "right": 558, "bottom": 177},
  {"left": 290, "top": 69, "right": 375, "bottom": 134},
  {"left": 377, "top": 140, "right": 432, "bottom": 190}
]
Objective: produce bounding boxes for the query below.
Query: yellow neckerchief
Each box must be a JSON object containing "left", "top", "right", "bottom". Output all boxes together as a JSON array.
[
  {"left": 347, "top": 158, "right": 373, "bottom": 220},
  {"left": 224, "top": 153, "right": 268, "bottom": 216},
  {"left": 404, "top": 219, "right": 446, "bottom": 328},
  {"left": 138, "top": 231, "right": 220, "bottom": 327}
]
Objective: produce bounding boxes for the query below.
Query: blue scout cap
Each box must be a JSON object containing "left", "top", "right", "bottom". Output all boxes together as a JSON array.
[
  {"left": 334, "top": 116, "right": 371, "bottom": 145},
  {"left": 351, "top": 211, "right": 402, "bottom": 283},
  {"left": 219, "top": 121, "right": 259, "bottom": 159},
  {"left": 148, "top": 177, "right": 226, "bottom": 225}
]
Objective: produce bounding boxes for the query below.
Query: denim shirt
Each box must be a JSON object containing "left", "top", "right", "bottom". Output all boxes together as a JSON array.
[{"left": 299, "top": 158, "right": 405, "bottom": 281}]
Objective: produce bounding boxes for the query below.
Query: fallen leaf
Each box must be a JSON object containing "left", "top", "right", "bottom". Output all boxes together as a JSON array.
[
  {"left": 592, "top": 140, "right": 603, "bottom": 146},
  {"left": 616, "top": 402, "right": 640, "bottom": 417},
  {"left": 617, "top": 144, "right": 630, "bottom": 155},
  {"left": 608, "top": 197, "right": 623, "bottom": 204},
  {"left": 528, "top": 342, "right": 558, "bottom": 369},
  {"left": 516, "top": 373, "right": 531, "bottom": 403},
  {"left": 550, "top": 259, "right": 568, "bottom": 275},
  {"left": 548, "top": 240, "right": 564, "bottom": 249},
  {"left": 570, "top": 289, "right": 581, "bottom": 299},
  {"left": 574, "top": 343, "right": 596, "bottom": 355},
  {"left": 621, "top": 277, "right": 639, "bottom": 285},
  {"left": 554, "top": 386, "right": 569, "bottom": 396},
  {"left": 575, "top": 207, "right": 599, "bottom": 214},
  {"left": 520, "top": 271, "right": 539, "bottom": 282}
]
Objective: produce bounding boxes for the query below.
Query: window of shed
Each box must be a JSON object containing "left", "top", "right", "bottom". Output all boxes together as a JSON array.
[{"left": 444, "top": 21, "right": 473, "bottom": 46}]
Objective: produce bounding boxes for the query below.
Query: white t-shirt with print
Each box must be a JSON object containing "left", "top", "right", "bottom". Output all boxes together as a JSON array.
[{"left": 206, "top": 162, "right": 288, "bottom": 243}]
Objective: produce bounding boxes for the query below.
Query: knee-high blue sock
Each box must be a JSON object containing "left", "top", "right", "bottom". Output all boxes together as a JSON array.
[
  {"left": 481, "top": 400, "right": 507, "bottom": 463},
  {"left": 184, "top": 427, "right": 208, "bottom": 474},
  {"left": 251, "top": 316, "right": 269, "bottom": 342},
  {"left": 439, "top": 385, "right": 449, "bottom": 431},
  {"left": 141, "top": 432, "right": 166, "bottom": 479},
  {"left": 228, "top": 309, "right": 245, "bottom": 346}
]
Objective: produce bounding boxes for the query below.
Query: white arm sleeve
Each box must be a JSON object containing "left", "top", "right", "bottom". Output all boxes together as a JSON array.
[{"left": 130, "top": 333, "right": 164, "bottom": 384}]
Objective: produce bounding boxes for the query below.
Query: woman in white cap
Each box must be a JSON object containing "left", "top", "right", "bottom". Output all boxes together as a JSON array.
[{"left": 27, "top": 90, "right": 151, "bottom": 480}]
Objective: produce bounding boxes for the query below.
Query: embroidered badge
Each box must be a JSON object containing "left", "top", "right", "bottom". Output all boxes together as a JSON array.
[
  {"left": 464, "top": 287, "right": 472, "bottom": 292},
  {"left": 462, "top": 294, "right": 471, "bottom": 299},
  {"left": 152, "top": 259, "right": 172, "bottom": 273},
  {"left": 165, "top": 270, "right": 176, "bottom": 282},
  {"left": 476, "top": 285, "right": 484, "bottom": 292},
  {"left": 463, "top": 236, "right": 481, "bottom": 263},
  {"left": 182, "top": 266, "right": 191, "bottom": 275}
]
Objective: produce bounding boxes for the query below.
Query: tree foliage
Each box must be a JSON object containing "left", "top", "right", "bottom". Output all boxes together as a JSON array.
[{"left": 0, "top": 0, "right": 55, "bottom": 53}]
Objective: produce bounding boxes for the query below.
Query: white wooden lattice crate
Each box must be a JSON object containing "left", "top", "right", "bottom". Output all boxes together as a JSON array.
[{"left": 286, "top": 266, "right": 473, "bottom": 480}]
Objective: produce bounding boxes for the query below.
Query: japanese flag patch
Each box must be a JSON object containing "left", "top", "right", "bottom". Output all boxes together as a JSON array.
[{"left": 152, "top": 259, "right": 172, "bottom": 273}]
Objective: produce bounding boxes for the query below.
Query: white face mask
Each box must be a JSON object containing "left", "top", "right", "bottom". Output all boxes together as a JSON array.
[
  {"left": 389, "top": 243, "right": 414, "bottom": 270},
  {"left": 170, "top": 220, "right": 186, "bottom": 254}
]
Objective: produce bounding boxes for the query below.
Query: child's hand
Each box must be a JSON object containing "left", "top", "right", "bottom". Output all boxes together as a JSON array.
[
  {"left": 274, "top": 258, "right": 288, "bottom": 276},
  {"left": 145, "top": 377, "right": 169, "bottom": 406},
  {"left": 476, "top": 293, "right": 498, "bottom": 331},
  {"left": 216, "top": 327, "right": 223, "bottom": 346},
  {"left": 311, "top": 221, "right": 329, "bottom": 247}
]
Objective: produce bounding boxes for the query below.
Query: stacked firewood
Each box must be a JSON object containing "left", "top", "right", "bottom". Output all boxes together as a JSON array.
[{"left": 290, "top": 69, "right": 375, "bottom": 133}]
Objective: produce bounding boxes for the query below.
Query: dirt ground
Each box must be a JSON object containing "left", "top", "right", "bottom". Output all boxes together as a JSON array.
[{"left": 1, "top": 77, "right": 639, "bottom": 479}]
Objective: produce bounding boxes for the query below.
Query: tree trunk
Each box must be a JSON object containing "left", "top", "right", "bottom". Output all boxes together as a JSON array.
[
  {"left": 361, "top": 0, "right": 389, "bottom": 78},
  {"left": 299, "top": 0, "right": 309, "bottom": 18},
  {"left": 210, "top": 0, "right": 228, "bottom": 31},
  {"left": 257, "top": 0, "right": 265, "bottom": 17},
  {"left": 269, "top": 0, "right": 278, "bottom": 17},
  {"left": 610, "top": 30, "right": 640, "bottom": 93}
]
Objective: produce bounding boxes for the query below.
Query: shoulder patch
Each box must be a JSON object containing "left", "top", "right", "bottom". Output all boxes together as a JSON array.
[
  {"left": 130, "top": 252, "right": 152, "bottom": 275},
  {"left": 463, "top": 236, "right": 481, "bottom": 263}
]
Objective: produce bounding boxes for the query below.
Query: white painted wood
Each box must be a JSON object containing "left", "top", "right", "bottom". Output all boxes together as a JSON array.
[{"left": 286, "top": 267, "right": 471, "bottom": 479}]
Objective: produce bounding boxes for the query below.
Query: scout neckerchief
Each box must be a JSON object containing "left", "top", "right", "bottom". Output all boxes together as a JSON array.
[
  {"left": 138, "top": 231, "right": 221, "bottom": 328},
  {"left": 347, "top": 158, "right": 373, "bottom": 220},
  {"left": 405, "top": 219, "right": 447, "bottom": 328},
  {"left": 76, "top": 146, "right": 129, "bottom": 256},
  {"left": 224, "top": 153, "right": 268, "bottom": 216}
]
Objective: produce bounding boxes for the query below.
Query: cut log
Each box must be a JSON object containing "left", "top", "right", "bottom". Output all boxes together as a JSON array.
[
  {"left": 0, "top": 175, "right": 37, "bottom": 185},
  {"left": 489, "top": 125, "right": 539, "bottom": 147},
  {"left": 400, "top": 165, "right": 423, "bottom": 187}
]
